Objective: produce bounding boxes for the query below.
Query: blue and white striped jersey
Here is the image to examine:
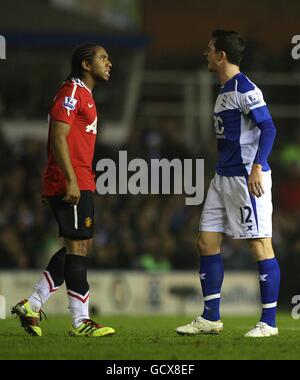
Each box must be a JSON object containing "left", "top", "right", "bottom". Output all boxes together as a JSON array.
[{"left": 213, "top": 72, "right": 272, "bottom": 176}]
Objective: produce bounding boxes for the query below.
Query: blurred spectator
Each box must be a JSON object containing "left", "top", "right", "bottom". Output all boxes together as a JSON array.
[
  {"left": 0, "top": 28, "right": 298, "bottom": 313},
  {"left": 0, "top": 111, "right": 299, "bottom": 286}
]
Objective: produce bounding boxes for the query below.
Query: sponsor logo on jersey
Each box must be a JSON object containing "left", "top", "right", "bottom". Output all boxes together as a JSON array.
[
  {"left": 86, "top": 117, "right": 98, "bottom": 134},
  {"left": 214, "top": 115, "right": 225, "bottom": 139},
  {"left": 63, "top": 96, "right": 77, "bottom": 111}
]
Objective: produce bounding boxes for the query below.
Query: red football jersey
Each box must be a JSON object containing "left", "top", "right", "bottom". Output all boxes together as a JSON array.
[{"left": 43, "top": 78, "right": 98, "bottom": 196}]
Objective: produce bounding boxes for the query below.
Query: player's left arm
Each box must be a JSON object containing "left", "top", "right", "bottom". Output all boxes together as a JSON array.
[
  {"left": 248, "top": 117, "right": 276, "bottom": 197},
  {"left": 240, "top": 88, "right": 276, "bottom": 197}
]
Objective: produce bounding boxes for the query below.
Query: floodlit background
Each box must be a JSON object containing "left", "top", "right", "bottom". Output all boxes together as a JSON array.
[{"left": 0, "top": 0, "right": 300, "bottom": 315}]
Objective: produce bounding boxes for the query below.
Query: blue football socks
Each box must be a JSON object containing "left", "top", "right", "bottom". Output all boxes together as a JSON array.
[
  {"left": 258, "top": 257, "right": 280, "bottom": 327},
  {"left": 199, "top": 254, "right": 224, "bottom": 321}
]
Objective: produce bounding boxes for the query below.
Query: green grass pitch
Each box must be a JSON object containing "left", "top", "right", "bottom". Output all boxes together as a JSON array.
[{"left": 0, "top": 313, "right": 299, "bottom": 360}]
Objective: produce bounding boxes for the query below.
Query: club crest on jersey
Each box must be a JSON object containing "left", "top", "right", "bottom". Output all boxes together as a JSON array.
[
  {"left": 63, "top": 96, "right": 77, "bottom": 111},
  {"left": 84, "top": 217, "right": 93, "bottom": 228}
]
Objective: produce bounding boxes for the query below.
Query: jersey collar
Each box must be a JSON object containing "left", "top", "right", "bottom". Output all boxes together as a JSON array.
[{"left": 71, "top": 77, "right": 92, "bottom": 94}]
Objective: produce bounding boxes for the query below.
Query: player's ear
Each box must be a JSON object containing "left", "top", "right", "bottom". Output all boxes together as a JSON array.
[
  {"left": 82, "top": 60, "right": 91, "bottom": 72},
  {"left": 218, "top": 51, "right": 226, "bottom": 61}
]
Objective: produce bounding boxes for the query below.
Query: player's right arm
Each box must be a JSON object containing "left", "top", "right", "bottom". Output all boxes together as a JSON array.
[
  {"left": 49, "top": 82, "right": 81, "bottom": 204},
  {"left": 50, "top": 121, "right": 81, "bottom": 204}
]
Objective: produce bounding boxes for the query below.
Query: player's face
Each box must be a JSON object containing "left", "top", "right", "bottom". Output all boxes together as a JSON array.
[
  {"left": 204, "top": 40, "right": 220, "bottom": 72},
  {"left": 90, "top": 47, "right": 112, "bottom": 82}
]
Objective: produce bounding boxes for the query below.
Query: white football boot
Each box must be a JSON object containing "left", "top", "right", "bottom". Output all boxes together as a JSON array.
[
  {"left": 175, "top": 316, "right": 223, "bottom": 335},
  {"left": 244, "top": 322, "right": 278, "bottom": 337}
]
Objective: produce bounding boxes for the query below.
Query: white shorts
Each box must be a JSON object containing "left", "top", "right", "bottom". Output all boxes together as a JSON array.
[{"left": 199, "top": 171, "right": 273, "bottom": 239}]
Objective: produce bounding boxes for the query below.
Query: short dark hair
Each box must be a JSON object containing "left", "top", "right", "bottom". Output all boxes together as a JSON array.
[
  {"left": 211, "top": 29, "right": 245, "bottom": 66},
  {"left": 67, "top": 43, "right": 100, "bottom": 80}
]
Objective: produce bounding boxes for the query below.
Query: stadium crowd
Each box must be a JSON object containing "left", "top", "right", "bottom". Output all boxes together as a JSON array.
[
  {"left": 0, "top": 117, "right": 299, "bottom": 286},
  {"left": 1, "top": 35, "right": 300, "bottom": 303}
]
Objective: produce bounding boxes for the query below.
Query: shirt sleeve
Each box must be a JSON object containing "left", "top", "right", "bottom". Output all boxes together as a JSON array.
[
  {"left": 238, "top": 87, "right": 272, "bottom": 124},
  {"left": 237, "top": 85, "right": 276, "bottom": 166},
  {"left": 50, "top": 83, "right": 81, "bottom": 126},
  {"left": 253, "top": 119, "right": 276, "bottom": 166}
]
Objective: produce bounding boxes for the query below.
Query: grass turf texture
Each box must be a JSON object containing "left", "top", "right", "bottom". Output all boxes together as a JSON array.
[{"left": 0, "top": 313, "right": 299, "bottom": 360}]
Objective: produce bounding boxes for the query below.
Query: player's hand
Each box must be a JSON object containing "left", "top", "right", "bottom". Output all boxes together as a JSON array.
[
  {"left": 63, "top": 179, "right": 81, "bottom": 205},
  {"left": 248, "top": 164, "right": 264, "bottom": 198}
]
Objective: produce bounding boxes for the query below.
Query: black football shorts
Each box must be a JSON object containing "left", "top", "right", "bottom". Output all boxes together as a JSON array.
[{"left": 48, "top": 190, "right": 94, "bottom": 240}]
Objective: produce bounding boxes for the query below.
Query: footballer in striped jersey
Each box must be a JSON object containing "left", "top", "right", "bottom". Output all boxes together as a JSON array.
[{"left": 176, "top": 30, "right": 280, "bottom": 338}]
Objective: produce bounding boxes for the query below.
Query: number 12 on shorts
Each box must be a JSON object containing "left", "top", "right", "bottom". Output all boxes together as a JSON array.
[{"left": 240, "top": 206, "right": 252, "bottom": 224}]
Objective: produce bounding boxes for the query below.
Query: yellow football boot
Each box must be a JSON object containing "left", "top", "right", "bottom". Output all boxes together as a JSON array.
[
  {"left": 69, "top": 319, "right": 115, "bottom": 337},
  {"left": 11, "top": 299, "right": 42, "bottom": 336}
]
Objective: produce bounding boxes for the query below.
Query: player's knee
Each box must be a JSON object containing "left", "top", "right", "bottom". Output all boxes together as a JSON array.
[
  {"left": 196, "top": 236, "right": 205, "bottom": 254},
  {"left": 248, "top": 238, "right": 274, "bottom": 261},
  {"left": 78, "top": 239, "right": 92, "bottom": 256},
  {"left": 65, "top": 238, "right": 93, "bottom": 256},
  {"left": 85, "top": 239, "right": 93, "bottom": 254},
  {"left": 196, "top": 235, "right": 218, "bottom": 256}
]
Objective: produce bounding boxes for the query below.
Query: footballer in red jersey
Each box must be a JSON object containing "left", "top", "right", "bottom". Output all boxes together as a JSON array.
[
  {"left": 43, "top": 77, "right": 98, "bottom": 196},
  {"left": 12, "top": 44, "right": 116, "bottom": 337}
]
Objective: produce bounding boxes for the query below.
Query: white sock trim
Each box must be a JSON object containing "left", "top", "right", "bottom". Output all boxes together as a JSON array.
[
  {"left": 43, "top": 271, "right": 59, "bottom": 293},
  {"left": 262, "top": 301, "right": 277, "bottom": 309},
  {"left": 204, "top": 293, "right": 221, "bottom": 301},
  {"left": 67, "top": 290, "right": 89, "bottom": 303}
]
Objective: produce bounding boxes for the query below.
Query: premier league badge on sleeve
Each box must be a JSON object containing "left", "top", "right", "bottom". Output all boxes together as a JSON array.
[
  {"left": 246, "top": 92, "right": 261, "bottom": 108},
  {"left": 63, "top": 96, "right": 78, "bottom": 111}
]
